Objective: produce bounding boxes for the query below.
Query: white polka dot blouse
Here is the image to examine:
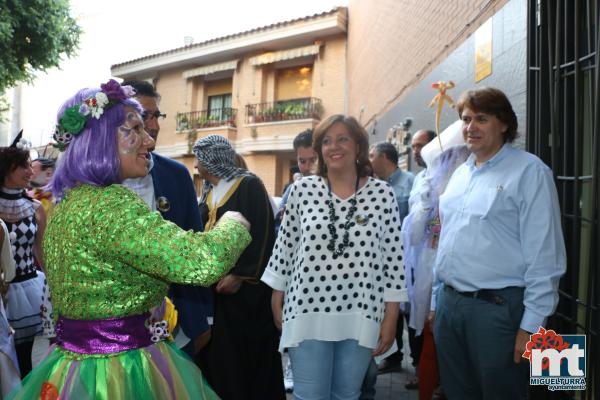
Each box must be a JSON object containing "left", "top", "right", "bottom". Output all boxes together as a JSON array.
[{"left": 261, "top": 176, "right": 407, "bottom": 351}]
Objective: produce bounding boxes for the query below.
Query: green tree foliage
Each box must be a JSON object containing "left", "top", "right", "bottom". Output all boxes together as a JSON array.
[{"left": 0, "top": 0, "right": 81, "bottom": 94}]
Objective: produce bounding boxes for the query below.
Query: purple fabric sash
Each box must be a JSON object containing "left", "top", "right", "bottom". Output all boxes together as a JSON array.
[{"left": 55, "top": 313, "right": 153, "bottom": 355}]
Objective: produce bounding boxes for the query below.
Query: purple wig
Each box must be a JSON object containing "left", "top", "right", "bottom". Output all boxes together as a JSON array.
[{"left": 49, "top": 87, "right": 143, "bottom": 200}]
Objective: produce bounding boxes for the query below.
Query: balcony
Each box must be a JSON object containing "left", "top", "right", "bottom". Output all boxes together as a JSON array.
[
  {"left": 245, "top": 97, "right": 323, "bottom": 124},
  {"left": 175, "top": 108, "right": 237, "bottom": 132}
]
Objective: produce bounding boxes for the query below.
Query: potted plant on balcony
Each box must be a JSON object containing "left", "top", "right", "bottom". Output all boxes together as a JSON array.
[
  {"left": 290, "top": 103, "right": 306, "bottom": 119},
  {"left": 177, "top": 114, "right": 190, "bottom": 131},
  {"left": 223, "top": 109, "right": 236, "bottom": 127},
  {"left": 197, "top": 116, "right": 208, "bottom": 129},
  {"left": 312, "top": 101, "right": 324, "bottom": 120},
  {"left": 207, "top": 114, "right": 220, "bottom": 127},
  {"left": 261, "top": 107, "right": 274, "bottom": 122}
]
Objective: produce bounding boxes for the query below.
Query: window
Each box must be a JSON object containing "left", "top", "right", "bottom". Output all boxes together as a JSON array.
[
  {"left": 276, "top": 65, "right": 312, "bottom": 100},
  {"left": 208, "top": 93, "right": 232, "bottom": 121}
]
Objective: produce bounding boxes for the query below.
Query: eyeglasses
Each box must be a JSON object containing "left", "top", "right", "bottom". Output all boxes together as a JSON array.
[{"left": 142, "top": 110, "right": 167, "bottom": 121}]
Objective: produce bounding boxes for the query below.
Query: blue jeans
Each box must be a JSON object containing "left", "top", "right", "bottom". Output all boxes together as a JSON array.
[
  {"left": 359, "top": 358, "right": 378, "bottom": 400},
  {"left": 288, "top": 339, "right": 373, "bottom": 400}
]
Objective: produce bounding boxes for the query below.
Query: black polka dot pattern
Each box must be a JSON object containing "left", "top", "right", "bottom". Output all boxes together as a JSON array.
[{"left": 262, "top": 176, "right": 407, "bottom": 346}]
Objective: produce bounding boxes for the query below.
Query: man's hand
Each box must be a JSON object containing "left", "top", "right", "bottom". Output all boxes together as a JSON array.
[
  {"left": 216, "top": 274, "right": 243, "bottom": 294},
  {"left": 193, "top": 329, "right": 212, "bottom": 353},
  {"left": 514, "top": 328, "right": 531, "bottom": 363},
  {"left": 428, "top": 311, "right": 435, "bottom": 325}
]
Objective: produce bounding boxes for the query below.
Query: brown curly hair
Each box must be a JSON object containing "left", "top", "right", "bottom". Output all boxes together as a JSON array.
[
  {"left": 0, "top": 147, "right": 30, "bottom": 186},
  {"left": 313, "top": 114, "right": 372, "bottom": 178}
]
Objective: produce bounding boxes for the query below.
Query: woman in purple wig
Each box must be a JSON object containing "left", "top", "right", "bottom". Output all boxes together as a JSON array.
[{"left": 8, "top": 80, "right": 251, "bottom": 400}]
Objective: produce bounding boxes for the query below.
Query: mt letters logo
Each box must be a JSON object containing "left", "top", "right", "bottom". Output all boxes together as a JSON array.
[{"left": 522, "top": 327, "right": 586, "bottom": 391}]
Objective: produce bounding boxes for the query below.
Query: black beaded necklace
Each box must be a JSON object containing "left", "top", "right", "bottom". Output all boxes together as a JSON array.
[{"left": 326, "top": 175, "right": 359, "bottom": 257}]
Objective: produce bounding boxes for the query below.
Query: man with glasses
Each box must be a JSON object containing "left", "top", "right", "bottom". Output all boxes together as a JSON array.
[{"left": 122, "top": 80, "right": 213, "bottom": 360}]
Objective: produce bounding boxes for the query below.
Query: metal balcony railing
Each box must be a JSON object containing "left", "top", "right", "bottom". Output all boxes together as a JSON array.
[
  {"left": 175, "top": 108, "right": 237, "bottom": 131},
  {"left": 245, "top": 97, "right": 323, "bottom": 124}
]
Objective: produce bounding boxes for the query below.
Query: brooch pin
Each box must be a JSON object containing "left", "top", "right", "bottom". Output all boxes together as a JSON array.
[
  {"left": 148, "top": 320, "right": 170, "bottom": 343},
  {"left": 157, "top": 196, "right": 170, "bottom": 212},
  {"left": 355, "top": 213, "right": 369, "bottom": 226}
]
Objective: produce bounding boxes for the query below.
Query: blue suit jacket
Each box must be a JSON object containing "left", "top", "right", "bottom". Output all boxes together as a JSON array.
[{"left": 150, "top": 153, "right": 212, "bottom": 351}]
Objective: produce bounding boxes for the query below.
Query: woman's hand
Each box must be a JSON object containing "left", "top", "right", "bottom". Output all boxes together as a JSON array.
[
  {"left": 220, "top": 211, "right": 251, "bottom": 231},
  {"left": 372, "top": 302, "right": 400, "bottom": 356},
  {"left": 271, "top": 290, "right": 284, "bottom": 331}
]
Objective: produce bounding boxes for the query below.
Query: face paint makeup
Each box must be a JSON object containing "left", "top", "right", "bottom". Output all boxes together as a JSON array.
[{"left": 118, "top": 112, "right": 144, "bottom": 155}]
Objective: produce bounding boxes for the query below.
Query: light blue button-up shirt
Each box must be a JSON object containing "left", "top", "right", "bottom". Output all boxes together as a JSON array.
[
  {"left": 433, "top": 144, "right": 566, "bottom": 333},
  {"left": 388, "top": 168, "right": 415, "bottom": 223}
]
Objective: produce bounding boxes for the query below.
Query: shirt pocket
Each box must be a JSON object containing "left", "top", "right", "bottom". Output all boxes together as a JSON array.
[{"left": 469, "top": 188, "right": 501, "bottom": 219}]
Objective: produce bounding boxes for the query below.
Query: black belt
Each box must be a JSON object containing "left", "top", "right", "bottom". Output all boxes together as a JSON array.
[
  {"left": 10, "top": 270, "right": 38, "bottom": 283},
  {"left": 445, "top": 285, "right": 507, "bottom": 306}
]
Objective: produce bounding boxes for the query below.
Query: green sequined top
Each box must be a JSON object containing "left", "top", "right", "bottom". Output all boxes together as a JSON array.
[{"left": 44, "top": 184, "right": 251, "bottom": 320}]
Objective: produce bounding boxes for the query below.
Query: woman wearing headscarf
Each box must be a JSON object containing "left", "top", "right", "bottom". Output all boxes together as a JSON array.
[{"left": 193, "top": 135, "right": 285, "bottom": 400}]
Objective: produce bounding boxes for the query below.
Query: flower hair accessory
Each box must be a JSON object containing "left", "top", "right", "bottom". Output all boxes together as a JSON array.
[{"left": 53, "top": 79, "right": 136, "bottom": 151}]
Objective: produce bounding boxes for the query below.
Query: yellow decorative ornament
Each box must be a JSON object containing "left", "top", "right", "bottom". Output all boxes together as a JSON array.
[
  {"left": 429, "top": 81, "right": 456, "bottom": 151},
  {"left": 162, "top": 297, "right": 178, "bottom": 341}
]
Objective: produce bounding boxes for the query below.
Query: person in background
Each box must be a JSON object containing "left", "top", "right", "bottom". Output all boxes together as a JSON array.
[
  {"left": 263, "top": 115, "right": 407, "bottom": 400},
  {"left": 194, "top": 135, "right": 285, "bottom": 400},
  {"left": 121, "top": 80, "right": 213, "bottom": 358},
  {"left": 408, "top": 130, "right": 436, "bottom": 211},
  {"left": 369, "top": 142, "right": 414, "bottom": 224},
  {"left": 432, "top": 87, "right": 566, "bottom": 399},
  {"left": 368, "top": 142, "right": 417, "bottom": 375},
  {"left": 0, "top": 134, "right": 46, "bottom": 378},
  {"left": 401, "top": 129, "right": 436, "bottom": 392},
  {"left": 275, "top": 129, "right": 317, "bottom": 231},
  {"left": 281, "top": 165, "right": 300, "bottom": 196},
  {"left": 28, "top": 158, "right": 55, "bottom": 217},
  {"left": 0, "top": 218, "right": 20, "bottom": 397},
  {"left": 403, "top": 124, "right": 464, "bottom": 400}
]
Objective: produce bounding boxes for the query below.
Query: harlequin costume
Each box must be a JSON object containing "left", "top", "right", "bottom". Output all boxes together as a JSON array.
[
  {"left": 8, "top": 184, "right": 250, "bottom": 400},
  {"left": 0, "top": 186, "right": 46, "bottom": 377}
]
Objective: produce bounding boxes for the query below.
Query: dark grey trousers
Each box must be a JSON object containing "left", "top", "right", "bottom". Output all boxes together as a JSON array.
[{"left": 433, "top": 285, "right": 529, "bottom": 400}]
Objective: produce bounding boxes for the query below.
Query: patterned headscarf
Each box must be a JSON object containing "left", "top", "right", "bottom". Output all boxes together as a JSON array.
[{"left": 192, "top": 135, "right": 254, "bottom": 203}]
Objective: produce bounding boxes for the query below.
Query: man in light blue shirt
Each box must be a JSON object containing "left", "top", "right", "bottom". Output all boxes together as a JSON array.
[
  {"left": 432, "top": 88, "right": 566, "bottom": 399},
  {"left": 368, "top": 142, "right": 414, "bottom": 374},
  {"left": 370, "top": 142, "right": 414, "bottom": 223}
]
